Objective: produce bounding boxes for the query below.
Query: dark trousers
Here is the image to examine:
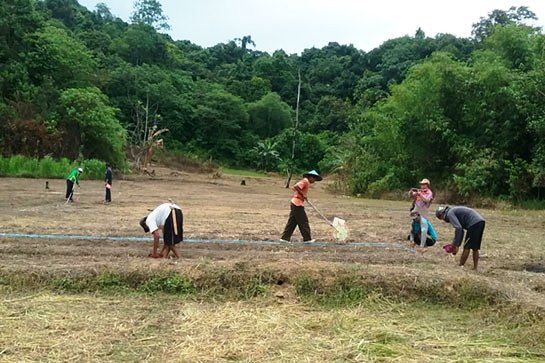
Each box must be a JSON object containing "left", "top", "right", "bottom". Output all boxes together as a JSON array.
[
  {"left": 163, "top": 208, "right": 184, "bottom": 245},
  {"left": 281, "top": 203, "right": 312, "bottom": 241},
  {"left": 66, "top": 180, "right": 74, "bottom": 200},
  {"left": 409, "top": 233, "right": 436, "bottom": 247},
  {"left": 464, "top": 221, "right": 485, "bottom": 250},
  {"left": 105, "top": 188, "right": 111, "bottom": 202}
]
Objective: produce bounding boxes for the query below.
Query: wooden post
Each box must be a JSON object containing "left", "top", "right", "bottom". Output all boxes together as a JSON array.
[{"left": 285, "top": 68, "right": 301, "bottom": 188}]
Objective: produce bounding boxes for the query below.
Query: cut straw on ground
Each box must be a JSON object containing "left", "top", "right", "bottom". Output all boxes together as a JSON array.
[{"left": 1, "top": 292, "right": 544, "bottom": 362}]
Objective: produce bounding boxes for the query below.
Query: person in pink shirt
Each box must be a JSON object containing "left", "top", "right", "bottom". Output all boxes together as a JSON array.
[
  {"left": 409, "top": 178, "right": 434, "bottom": 218},
  {"left": 280, "top": 170, "right": 322, "bottom": 242}
]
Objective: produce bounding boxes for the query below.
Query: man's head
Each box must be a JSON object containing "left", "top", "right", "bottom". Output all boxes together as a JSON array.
[
  {"left": 139, "top": 217, "right": 150, "bottom": 233},
  {"left": 410, "top": 210, "right": 421, "bottom": 222},
  {"left": 303, "top": 170, "right": 322, "bottom": 184},
  {"left": 77, "top": 167, "right": 83, "bottom": 174},
  {"left": 435, "top": 206, "right": 448, "bottom": 220}
]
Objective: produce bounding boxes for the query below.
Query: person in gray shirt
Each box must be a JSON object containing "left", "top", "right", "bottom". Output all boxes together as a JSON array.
[{"left": 435, "top": 206, "right": 485, "bottom": 270}]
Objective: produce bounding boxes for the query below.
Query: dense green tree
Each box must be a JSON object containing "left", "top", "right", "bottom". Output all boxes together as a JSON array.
[
  {"left": 253, "top": 51, "right": 298, "bottom": 105},
  {"left": 3, "top": 0, "right": 545, "bottom": 202},
  {"left": 94, "top": 2, "right": 113, "bottom": 22},
  {"left": 340, "top": 27, "right": 545, "bottom": 200},
  {"left": 130, "top": 0, "right": 170, "bottom": 30},
  {"left": 305, "top": 96, "right": 352, "bottom": 133},
  {"left": 247, "top": 92, "right": 292, "bottom": 138},
  {"left": 58, "top": 87, "right": 126, "bottom": 166},
  {"left": 0, "top": 0, "right": 43, "bottom": 98},
  {"left": 104, "top": 63, "right": 194, "bottom": 143},
  {"left": 39, "top": 0, "right": 95, "bottom": 31},
  {"left": 481, "top": 24, "right": 537, "bottom": 70},
  {"left": 226, "top": 76, "right": 271, "bottom": 102},
  {"left": 191, "top": 82, "right": 249, "bottom": 161},
  {"left": 0, "top": 0, "right": 43, "bottom": 59},
  {"left": 472, "top": 6, "right": 537, "bottom": 42},
  {"left": 113, "top": 23, "right": 167, "bottom": 65},
  {"left": 300, "top": 43, "right": 366, "bottom": 101},
  {"left": 26, "top": 22, "right": 96, "bottom": 88}
]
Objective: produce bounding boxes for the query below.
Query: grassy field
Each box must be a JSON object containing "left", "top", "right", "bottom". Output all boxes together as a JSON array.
[
  {"left": 1, "top": 167, "right": 545, "bottom": 362},
  {"left": 1, "top": 290, "right": 543, "bottom": 362}
]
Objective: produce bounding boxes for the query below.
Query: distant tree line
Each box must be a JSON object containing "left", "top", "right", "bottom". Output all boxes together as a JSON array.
[{"left": 0, "top": 1, "right": 543, "bottom": 200}]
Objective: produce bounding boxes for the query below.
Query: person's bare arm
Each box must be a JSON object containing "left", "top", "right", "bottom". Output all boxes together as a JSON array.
[{"left": 447, "top": 213, "right": 464, "bottom": 248}]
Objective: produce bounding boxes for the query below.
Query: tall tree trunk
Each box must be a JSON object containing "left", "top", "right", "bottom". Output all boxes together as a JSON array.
[
  {"left": 144, "top": 93, "right": 150, "bottom": 146},
  {"left": 285, "top": 68, "right": 302, "bottom": 188}
]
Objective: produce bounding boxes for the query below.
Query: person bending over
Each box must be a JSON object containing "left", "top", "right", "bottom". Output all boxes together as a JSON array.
[
  {"left": 65, "top": 167, "right": 82, "bottom": 202},
  {"left": 140, "top": 202, "right": 183, "bottom": 258},
  {"left": 435, "top": 206, "right": 485, "bottom": 270}
]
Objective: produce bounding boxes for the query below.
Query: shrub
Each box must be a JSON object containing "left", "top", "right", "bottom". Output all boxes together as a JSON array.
[
  {"left": 80, "top": 159, "right": 106, "bottom": 180},
  {"left": 139, "top": 273, "right": 196, "bottom": 295},
  {"left": 0, "top": 155, "right": 105, "bottom": 180}
]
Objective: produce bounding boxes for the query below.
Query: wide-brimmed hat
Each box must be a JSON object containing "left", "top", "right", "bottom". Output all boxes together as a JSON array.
[
  {"left": 77, "top": 167, "right": 83, "bottom": 173},
  {"left": 303, "top": 170, "right": 322, "bottom": 181},
  {"left": 419, "top": 178, "right": 430, "bottom": 185}
]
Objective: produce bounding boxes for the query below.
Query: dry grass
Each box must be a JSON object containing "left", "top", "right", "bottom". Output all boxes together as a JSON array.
[
  {"left": 1, "top": 168, "right": 545, "bottom": 361},
  {"left": 1, "top": 290, "right": 544, "bottom": 362}
]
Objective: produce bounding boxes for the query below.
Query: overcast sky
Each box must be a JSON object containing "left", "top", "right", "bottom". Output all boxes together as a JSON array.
[{"left": 77, "top": 0, "right": 545, "bottom": 54}]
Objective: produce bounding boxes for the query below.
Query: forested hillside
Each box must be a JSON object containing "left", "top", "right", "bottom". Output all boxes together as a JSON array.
[{"left": 1, "top": 0, "right": 544, "bottom": 201}]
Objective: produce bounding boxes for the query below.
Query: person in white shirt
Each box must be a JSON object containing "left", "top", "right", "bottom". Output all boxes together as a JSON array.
[{"left": 139, "top": 202, "right": 183, "bottom": 258}]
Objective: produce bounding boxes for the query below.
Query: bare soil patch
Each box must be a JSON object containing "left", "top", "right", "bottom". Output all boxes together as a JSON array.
[{"left": 1, "top": 168, "right": 545, "bottom": 361}]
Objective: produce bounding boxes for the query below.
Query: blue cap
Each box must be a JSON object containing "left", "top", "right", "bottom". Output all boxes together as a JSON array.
[{"left": 303, "top": 170, "right": 322, "bottom": 181}]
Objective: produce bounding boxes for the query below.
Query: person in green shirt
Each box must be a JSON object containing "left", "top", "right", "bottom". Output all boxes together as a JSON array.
[{"left": 66, "top": 167, "right": 83, "bottom": 202}]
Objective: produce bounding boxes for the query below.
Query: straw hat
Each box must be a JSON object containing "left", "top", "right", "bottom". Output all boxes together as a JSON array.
[
  {"left": 419, "top": 178, "right": 430, "bottom": 185},
  {"left": 303, "top": 170, "right": 323, "bottom": 181}
]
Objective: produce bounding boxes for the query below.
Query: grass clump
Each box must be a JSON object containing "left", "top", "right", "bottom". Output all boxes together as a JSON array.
[
  {"left": 197, "top": 263, "right": 275, "bottom": 299},
  {"left": 52, "top": 277, "right": 90, "bottom": 293},
  {"left": 295, "top": 273, "right": 372, "bottom": 307},
  {"left": 138, "top": 272, "right": 196, "bottom": 295},
  {"left": 0, "top": 155, "right": 107, "bottom": 180},
  {"left": 293, "top": 269, "right": 509, "bottom": 310}
]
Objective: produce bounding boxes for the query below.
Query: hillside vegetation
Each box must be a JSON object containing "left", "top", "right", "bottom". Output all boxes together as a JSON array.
[{"left": 1, "top": 1, "right": 544, "bottom": 201}]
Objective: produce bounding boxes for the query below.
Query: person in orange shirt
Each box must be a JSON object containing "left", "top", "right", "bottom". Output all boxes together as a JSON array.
[{"left": 280, "top": 170, "right": 322, "bottom": 242}]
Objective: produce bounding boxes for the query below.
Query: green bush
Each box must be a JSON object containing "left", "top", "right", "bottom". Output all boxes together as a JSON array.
[
  {"left": 80, "top": 159, "right": 106, "bottom": 180},
  {"left": 139, "top": 273, "right": 196, "bottom": 295},
  {"left": 0, "top": 155, "right": 105, "bottom": 180}
]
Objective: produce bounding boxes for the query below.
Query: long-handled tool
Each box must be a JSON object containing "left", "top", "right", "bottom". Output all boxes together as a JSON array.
[
  {"left": 306, "top": 199, "right": 348, "bottom": 242},
  {"left": 65, "top": 185, "right": 80, "bottom": 204}
]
